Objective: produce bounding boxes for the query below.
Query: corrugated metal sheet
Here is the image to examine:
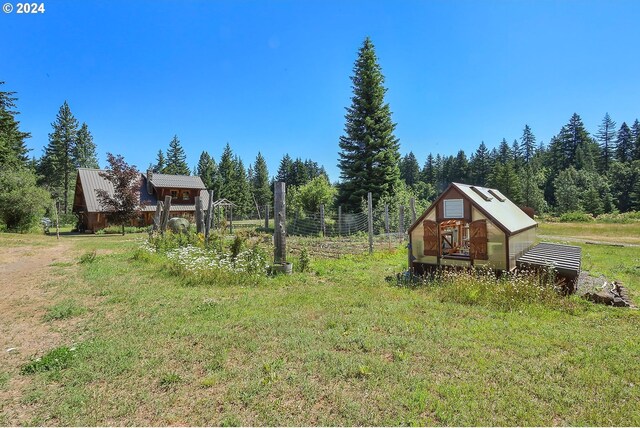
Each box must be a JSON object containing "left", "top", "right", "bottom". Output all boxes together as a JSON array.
[
  {"left": 516, "top": 242, "right": 582, "bottom": 279},
  {"left": 144, "top": 172, "right": 205, "bottom": 189},
  {"left": 453, "top": 183, "right": 537, "bottom": 234},
  {"left": 76, "top": 168, "right": 209, "bottom": 213}
]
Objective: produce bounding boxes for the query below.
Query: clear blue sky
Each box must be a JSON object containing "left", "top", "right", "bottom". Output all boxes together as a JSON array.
[{"left": 2, "top": 0, "right": 639, "bottom": 181}]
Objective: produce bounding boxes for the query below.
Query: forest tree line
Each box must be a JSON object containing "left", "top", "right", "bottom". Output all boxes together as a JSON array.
[{"left": 1, "top": 39, "right": 639, "bottom": 231}]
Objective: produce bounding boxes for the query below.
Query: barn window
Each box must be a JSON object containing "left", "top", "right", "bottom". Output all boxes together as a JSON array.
[
  {"left": 170, "top": 190, "right": 178, "bottom": 200},
  {"left": 443, "top": 199, "right": 464, "bottom": 218},
  {"left": 182, "top": 190, "right": 190, "bottom": 200}
]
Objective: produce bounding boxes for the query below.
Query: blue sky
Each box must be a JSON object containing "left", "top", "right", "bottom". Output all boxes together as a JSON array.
[{"left": 2, "top": 0, "right": 639, "bottom": 181}]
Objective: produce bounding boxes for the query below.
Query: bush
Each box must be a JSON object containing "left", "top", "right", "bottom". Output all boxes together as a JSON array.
[
  {"left": 559, "top": 211, "right": 595, "bottom": 222},
  {"left": 0, "top": 168, "right": 51, "bottom": 232},
  {"left": 596, "top": 211, "right": 640, "bottom": 223},
  {"left": 98, "top": 225, "right": 148, "bottom": 234}
]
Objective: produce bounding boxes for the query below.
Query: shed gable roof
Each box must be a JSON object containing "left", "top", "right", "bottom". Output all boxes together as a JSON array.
[{"left": 409, "top": 182, "right": 537, "bottom": 236}]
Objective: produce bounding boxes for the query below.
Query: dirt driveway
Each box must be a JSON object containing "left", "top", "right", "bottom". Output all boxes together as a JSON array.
[{"left": 0, "top": 238, "right": 77, "bottom": 422}]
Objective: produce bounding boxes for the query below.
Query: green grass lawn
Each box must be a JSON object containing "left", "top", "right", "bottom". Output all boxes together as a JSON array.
[
  {"left": 538, "top": 221, "right": 640, "bottom": 245},
  {"left": 1, "top": 230, "right": 639, "bottom": 425}
]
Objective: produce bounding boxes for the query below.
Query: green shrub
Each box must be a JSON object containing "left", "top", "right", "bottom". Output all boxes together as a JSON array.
[
  {"left": 21, "top": 346, "right": 76, "bottom": 374},
  {"left": 559, "top": 211, "right": 595, "bottom": 222},
  {"left": 0, "top": 168, "right": 51, "bottom": 232},
  {"left": 596, "top": 211, "right": 640, "bottom": 223},
  {"left": 299, "top": 247, "right": 310, "bottom": 272},
  {"left": 98, "top": 225, "right": 148, "bottom": 234}
]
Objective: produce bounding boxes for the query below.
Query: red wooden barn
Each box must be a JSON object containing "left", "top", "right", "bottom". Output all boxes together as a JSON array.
[{"left": 408, "top": 182, "right": 538, "bottom": 274}]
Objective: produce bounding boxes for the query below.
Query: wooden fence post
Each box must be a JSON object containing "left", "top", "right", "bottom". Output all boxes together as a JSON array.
[
  {"left": 384, "top": 204, "right": 389, "bottom": 235},
  {"left": 195, "top": 197, "right": 205, "bottom": 234},
  {"left": 205, "top": 191, "right": 213, "bottom": 240},
  {"left": 152, "top": 201, "right": 163, "bottom": 232},
  {"left": 264, "top": 205, "right": 269, "bottom": 230},
  {"left": 338, "top": 205, "right": 342, "bottom": 237},
  {"left": 410, "top": 198, "right": 416, "bottom": 225},
  {"left": 229, "top": 206, "right": 233, "bottom": 234},
  {"left": 399, "top": 205, "right": 404, "bottom": 240},
  {"left": 274, "top": 181, "right": 286, "bottom": 264},
  {"left": 160, "top": 196, "right": 171, "bottom": 233},
  {"left": 320, "top": 204, "right": 325, "bottom": 237},
  {"left": 367, "top": 192, "right": 373, "bottom": 254}
]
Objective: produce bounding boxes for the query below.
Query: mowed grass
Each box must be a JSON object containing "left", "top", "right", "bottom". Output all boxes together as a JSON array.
[
  {"left": 538, "top": 221, "right": 640, "bottom": 245},
  {"left": 1, "top": 231, "right": 639, "bottom": 425}
]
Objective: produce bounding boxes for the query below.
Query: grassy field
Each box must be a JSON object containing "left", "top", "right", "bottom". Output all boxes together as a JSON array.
[
  {"left": 0, "top": 227, "right": 639, "bottom": 426},
  {"left": 538, "top": 221, "right": 640, "bottom": 245}
]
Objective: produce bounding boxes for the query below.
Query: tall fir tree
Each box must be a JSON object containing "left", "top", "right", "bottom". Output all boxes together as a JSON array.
[
  {"left": 520, "top": 125, "right": 536, "bottom": 165},
  {"left": 276, "top": 154, "right": 293, "bottom": 185},
  {"left": 251, "top": 152, "right": 271, "bottom": 208},
  {"left": 196, "top": 151, "right": 216, "bottom": 189},
  {"left": 596, "top": 113, "right": 617, "bottom": 173},
  {"left": 232, "top": 156, "right": 253, "bottom": 217},
  {"left": 615, "top": 122, "right": 634, "bottom": 163},
  {"left": 632, "top": 119, "right": 640, "bottom": 161},
  {"left": 337, "top": 37, "right": 400, "bottom": 210},
  {"left": 511, "top": 139, "right": 523, "bottom": 171},
  {"left": 218, "top": 143, "right": 235, "bottom": 198},
  {"left": 39, "top": 101, "right": 80, "bottom": 213},
  {"left": 400, "top": 152, "right": 420, "bottom": 187},
  {"left": 470, "top": 142, "right": 491, "bottom": 186},
  {"left": 154, "top": 150, "right": 166, "bottom": 173},
  {"left": 421, "top": 153, "right": 436, "bottom": 187},
  {"left": 74, "top": 122, "right": 99, "bottom": 168},
  {"left": 495, "top": 139, "right": 512, "bottom": 164},
  {"left": 450, "top": 150, "right": 469, "bottom": 183},
  {"left": 164, "top": 135, "right": 190, "bottom": 175},
  {"left": 0, "top": 82, "right": 31, "bottom": 169}
]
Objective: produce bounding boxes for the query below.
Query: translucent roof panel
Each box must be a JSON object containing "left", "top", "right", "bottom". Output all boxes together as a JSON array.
[{"left": 452, "top": 183, "right": 537, "bottom": 234}]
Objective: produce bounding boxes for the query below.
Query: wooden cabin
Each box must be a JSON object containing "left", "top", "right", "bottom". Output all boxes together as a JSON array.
[
  {"left": 408, "top": 183, "right": 538, "bottom": 274},
  {"left": 73, "top": 168, "right": 209, "bottom": 232}
]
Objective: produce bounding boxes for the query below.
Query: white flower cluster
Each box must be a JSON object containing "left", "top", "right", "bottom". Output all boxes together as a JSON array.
[{"left": 164, "top": 245, "right": 269, "bottom": 276}]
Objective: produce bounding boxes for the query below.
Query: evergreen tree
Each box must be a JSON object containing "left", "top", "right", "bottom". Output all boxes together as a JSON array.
[
  {"left": 164, "top": 135, "right": 190, "bottom": 175},
  {"left": 337, "top": 37, "right": 400, "bottom": 210},
  {"left": 400, "top": 152, "right": 420, "bottom": 187},
  {"left": 596, "top": 113, "right": 617, "bottom": 172},
  {"left": 616, "top": 122, "right": 634, "bottom": 163},
  {"left": 470, "top": 142, "right": 491, "bottom": 186},
  {"left": 610, "top": 161, "right": 639, "bottom": 212},
  {"left": 154, "top": 150, "right": 166, "bottom": 173},
  {"left": 196, "top": 151, "right": 216, "bottom": 189},
  {"left": 39, "top": 101, "right": 80, "bottom": 213},
  {"left": 496, "top": 139, "right": 512, "bottom": 164},
  {"left": 632, "top": 119, "right": 640, "bottom": 161},
  {"left": 303, "top": 159, "right": 328, "bottom": 181},
  {"left": 521, "top": 165, "right": 547, "bottom": 213},
  {"left": 450, "top": 150, "right": 469, "bottom": 183},
  {"left": 251, "top": 152, "right": 271, "bottom": 207},
  {"left": 488, "top": 161, "right": 522, "bottom": 205},
  {"left": 0, "top": 82, "right": 30, "bottom": 169},
  {"left": 511, "top": 139, "right": 523, "bottom": 171},
  {"left": 291, "top": 158, "right": 308, "bottom": 187},
  {"left": 520, "top": 125, "right": 536, "bottom": 165},
  {"left": 232, "top": 156, "right": 253, "bottom": 217},
  {"left": 553, "top": 167, "right": 581, "bottom": 214},
  {"left": 421, "top": 153, "right": 436, "bottom": 187},
  {"left": 74, "top": 122, "right": 99, "bottom": 168},
  {"left": 276, "top": 154, "right": 293, "bottom": 185}
]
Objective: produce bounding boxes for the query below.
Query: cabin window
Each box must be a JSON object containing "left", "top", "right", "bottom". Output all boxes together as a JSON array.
[
  {"left": 443, "top": 199, "right": 464, "bottom": 218},
  {"left": 440, "top": 220, "right": 470, "bottom": 258},
  {"left": 182, "top": 190, "right": 190, "bottom": 200},
  {"left": 170, "top": 190, "right": 178, "bottom": 200}
]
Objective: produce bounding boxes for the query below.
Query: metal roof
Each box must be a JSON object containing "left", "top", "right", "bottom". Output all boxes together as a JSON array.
[
  {"left": 75, "top": 168, "right": 209, "bottom": 213},
  {"left": 516, "top": 242, "right": 582, "bottom": 279},
  {"left": 451, "top": 182, "right": 537, "bottom": 234},
  {"left": 143, "top": 172, "right": 206, "bottom": 189}
]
